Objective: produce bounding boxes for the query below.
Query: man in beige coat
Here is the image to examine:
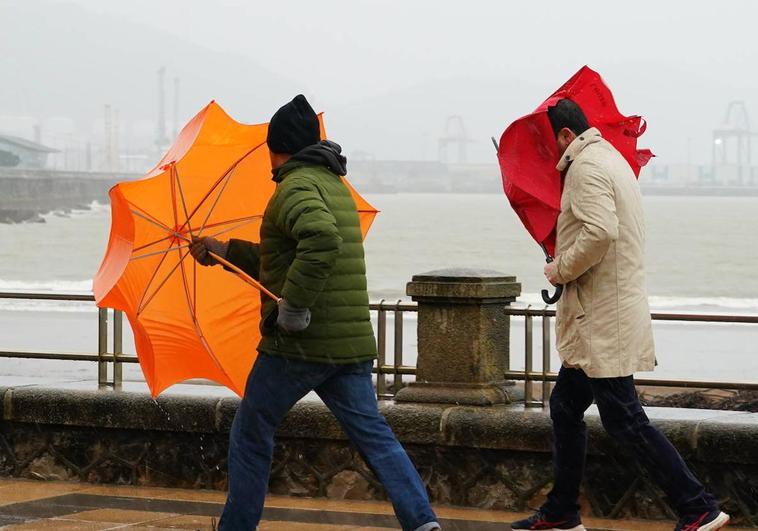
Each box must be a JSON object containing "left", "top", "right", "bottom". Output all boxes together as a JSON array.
[{"left": 511, "top": 99, "right": 729, "bottom": 531}]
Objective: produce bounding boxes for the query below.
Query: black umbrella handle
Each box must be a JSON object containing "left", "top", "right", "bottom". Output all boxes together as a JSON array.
[
  {"left": 540, "top": 244, "right": 564, "bottom": 304},
  {"left": 541, "top": 284, "right": 564, "bottom": 305}
]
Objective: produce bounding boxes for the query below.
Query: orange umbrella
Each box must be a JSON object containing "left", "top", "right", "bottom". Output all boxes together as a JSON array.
[{"left": 93, "top": 101, "right": 378, "bottom": 397}]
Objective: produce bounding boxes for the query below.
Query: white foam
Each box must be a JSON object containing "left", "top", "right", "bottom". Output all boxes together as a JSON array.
[
  {"left": 0, "top": 279, "right": 94, "bottom": 313},
  {"left": 0, "top": 279, "right": 92, "bottom": 293},
  {"left": 39, "top": 200, "right": 110, "bottom": 222},
  {"left": 647, "top": 295, "right": 758, "bottom": 312},
  {"left": 514, "top": 292, "right": 758, "bottom": 314}
]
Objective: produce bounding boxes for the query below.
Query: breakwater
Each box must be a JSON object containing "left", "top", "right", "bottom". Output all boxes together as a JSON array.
[{"left": 0, "top": 169, "right": 138, "bottom": 223}]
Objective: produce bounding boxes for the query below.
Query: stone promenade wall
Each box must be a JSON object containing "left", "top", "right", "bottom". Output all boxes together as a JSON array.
[{"left": 1, "top": 387, "right": 756, "bottom": 526}]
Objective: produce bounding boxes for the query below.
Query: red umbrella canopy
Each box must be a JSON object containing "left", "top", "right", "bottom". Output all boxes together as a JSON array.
[{"left": 497, "top": 66, "right": 654, "bottom": 256}]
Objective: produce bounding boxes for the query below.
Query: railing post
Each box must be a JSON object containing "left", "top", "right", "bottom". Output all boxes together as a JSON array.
[
  {"left": 376, "top": 300, "right": 388, "bottom": 398},
  {"left": 525, "top": 313, "right": 540, "bottom": 407},
  {"left": 97, "top": 307, "right": 108, "bottom": 387},
  {"left": 542, "top": 313, "right": 552, "bottom": 407},
  {"left": 113, "top": 310, "right": 123, "bottom": 389},
  {"left": 393, "top": 301, "right": 404, "bottom": 392},
  {"left": 395, "top": 269, "right": 521, "bottom": 406}
]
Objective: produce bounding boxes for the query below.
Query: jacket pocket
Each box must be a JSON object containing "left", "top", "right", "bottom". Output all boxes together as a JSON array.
[{"left": 556, "top": 282, "right": 586, "bottom": 357}]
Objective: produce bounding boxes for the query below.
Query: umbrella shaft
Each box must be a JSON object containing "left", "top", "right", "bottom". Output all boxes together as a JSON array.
[
  {"left": 540, "top": 243, "right": 554, "bottom": 263},
  {"left": 208, "top": 251, "right": 281, "bottom": 303}
]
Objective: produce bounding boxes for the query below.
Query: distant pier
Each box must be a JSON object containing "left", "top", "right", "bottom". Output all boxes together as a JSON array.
[{"left": 0, "top": 169, "right": 140, "bottom": 223}]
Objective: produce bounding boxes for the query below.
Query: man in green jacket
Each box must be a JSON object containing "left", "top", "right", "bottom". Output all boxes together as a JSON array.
[{"left": 191, "top": 95, "right": 439, "bottom": 531}]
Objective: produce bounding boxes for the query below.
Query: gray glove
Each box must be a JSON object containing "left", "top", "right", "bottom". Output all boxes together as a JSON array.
[
  {"left": 276, "top": 299, "right": 311, "bottom": 332},
  {"left": 190, "top": 237, "right": 228, "bottom": 266}
]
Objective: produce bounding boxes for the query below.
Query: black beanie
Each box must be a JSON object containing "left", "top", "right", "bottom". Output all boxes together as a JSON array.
[{"left": 266, "top": 94, "right": 320, "bottom": 154}]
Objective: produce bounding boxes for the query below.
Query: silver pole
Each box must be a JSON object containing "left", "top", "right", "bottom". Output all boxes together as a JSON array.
[
  {"left": 98, "top": 307, "right": 108, "bottom": 387},
  {"left": 113, "top": 310, "right": 123, "bottom": 389}
]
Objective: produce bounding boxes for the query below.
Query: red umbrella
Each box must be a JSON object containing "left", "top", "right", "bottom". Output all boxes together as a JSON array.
[{"left": 496, "top": 66, "right": 653, "bottom": 303}]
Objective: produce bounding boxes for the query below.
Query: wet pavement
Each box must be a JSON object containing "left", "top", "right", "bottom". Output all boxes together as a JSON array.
[{"left": 0, "top": 478, "right": 746, "bottom": 530}]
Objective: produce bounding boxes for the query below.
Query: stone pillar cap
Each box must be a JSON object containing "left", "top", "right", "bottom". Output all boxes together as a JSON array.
[
  {"left": 411, "top": 268, "right": 516, "bottom": 282},
  {"left": 407, "top": 268, "right": 521, "bottom": 302}
]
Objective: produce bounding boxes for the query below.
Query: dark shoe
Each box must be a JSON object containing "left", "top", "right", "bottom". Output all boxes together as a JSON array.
[
  {"left": 675, "top": 510, "right": 730, "bottom": 531},
  {"left": 510, "top": 510, "right": 586, "bottom": 530}
]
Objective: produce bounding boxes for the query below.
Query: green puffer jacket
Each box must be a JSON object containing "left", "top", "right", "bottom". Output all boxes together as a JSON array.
[{"left": 224, "top": 141, "right": 377, "bottom": 364}]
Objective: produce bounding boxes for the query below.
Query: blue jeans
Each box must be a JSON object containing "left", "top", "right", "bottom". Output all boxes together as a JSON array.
[
  {"left": 219, "top": 353, "right": 439, "bottom": 531},
  {"left": 543, "top": 367, "right": 717, "bottom": 518}
]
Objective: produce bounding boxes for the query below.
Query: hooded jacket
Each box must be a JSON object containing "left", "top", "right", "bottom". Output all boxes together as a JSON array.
[{"left": 225, "top": 141, "right": 377, "bottom": 364}]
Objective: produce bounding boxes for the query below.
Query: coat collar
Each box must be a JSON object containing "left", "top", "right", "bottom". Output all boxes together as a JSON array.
[
  {"left": 271, "top": 159, "right": 304, "bottom": 183},
  {"left": 556, "top": 127, "right": 602, "bottom": 172}
]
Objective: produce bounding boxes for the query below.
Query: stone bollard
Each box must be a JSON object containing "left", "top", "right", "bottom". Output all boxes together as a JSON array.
[{"left": 394, "top": 268, "right": 521, "bottom": 406}]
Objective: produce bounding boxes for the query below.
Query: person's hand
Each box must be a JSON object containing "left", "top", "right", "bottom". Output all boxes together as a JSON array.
[
  {"left": 190, "top": 237, "right": 228, "bottom": 266},
  {"left": 276, "top": 299, "right": 311, "bottom": 332},
  {"left": 544, "top": 262, "right": 561, "bottom": 286}
]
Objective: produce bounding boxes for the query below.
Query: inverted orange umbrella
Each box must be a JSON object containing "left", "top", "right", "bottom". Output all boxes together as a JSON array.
[{"left": 93, "top": 101, "right": 378, "bottom": 397}]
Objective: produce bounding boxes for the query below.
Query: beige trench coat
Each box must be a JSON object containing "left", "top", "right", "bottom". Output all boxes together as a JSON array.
[{"left": 554, "top": 128, "right": 655, "bottom": 378}]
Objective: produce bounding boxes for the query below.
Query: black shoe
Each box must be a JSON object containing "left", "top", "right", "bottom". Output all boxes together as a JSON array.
[
  {"left": 510, "top": 510, "right": 586, "bottom": 530},
  {"left": 674, "top": 510, "right": 730, "bottom": 531}
]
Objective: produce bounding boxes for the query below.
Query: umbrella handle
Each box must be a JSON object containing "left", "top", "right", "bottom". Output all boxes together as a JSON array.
[
  {"left": 541, "top": 284, "right": 564, "bottom": 304},
  {"left": 208, "top": 251, "right": 282, "bottom": 303},
  {"left": 540, "top": 244, "right": 563, "bottom": 304}
]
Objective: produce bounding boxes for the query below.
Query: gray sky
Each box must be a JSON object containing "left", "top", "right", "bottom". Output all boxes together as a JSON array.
[{"left": 4, "top": 0, "right": 758, "bottom": 164}]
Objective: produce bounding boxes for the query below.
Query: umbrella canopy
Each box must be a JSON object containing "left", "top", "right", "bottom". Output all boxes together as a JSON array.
[
  {"left": 497, "top": 65, "right": 653, "bottom": 257},
  {"left": 93, "top": 101, "right": 378, "bottom": 397}
]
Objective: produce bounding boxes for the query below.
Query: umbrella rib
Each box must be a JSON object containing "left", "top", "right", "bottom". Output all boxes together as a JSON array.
[
  {"left": 177, "top": 246, "right": 197, "bottom": 326},
  {"left": 173, "top": 164, "right": 194, "bottom": 235},
  {"left": 128, "top": 140, "right": 266, "bottom": 253},
  {"left": 130, "top": 242, "right": 191, "bottom": 261},
  {"left": 169, "top": 165, "right": 180, "bottom": 234},
  {"left": 176, "top": 166, "right": 234, "bottom": 236},
  {"left": 176, "top": 247, "right": 235, "bottom": 388},
  {"left": 133, "top": 214, "right": 261, "bottom": 253},
  {"left": 132, "top": 202, "right": 183, "bottom": 313},
  {"left": 177, "top": 140, "right": 267, "bottom": 236},
  {"left": 197, "top": 216, "right": 260, "bottom": 240},
  {"left": 136, "top": 240, "right": 174, "bottom": 313},
  {"left": 133, "top": 234, "right": 175, "bottom": 253},
  {"left": 128, "top": 217, "right": 260, "bottom": 262},
  {"left": 127, "top": 204, "right": 190, "bottom": 311},
  {"left": 186, "top": 140, "right": 266, "bottom": 235},
  {"left": 138, "top": 250, "right": 191, "bottom": 315},
  {"left": 198, "top": 214, "right": 262, "bottom": 234},
  {"left": 128, "top": 204, "right": 191, "bottom": 243},
  {"left": 196, "top": 164, "right": 237, "bottom": 238},
  {"left": 133, "top": 181, "right": 192, "bottom": 310}
]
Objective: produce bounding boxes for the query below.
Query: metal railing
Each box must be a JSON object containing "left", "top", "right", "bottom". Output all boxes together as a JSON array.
[
  {"left": 0, "top": 291, "right": 136, "bottom": 388},
  {"left": 2, "top": 292, "right": 757, "bottom": 406},
  {"left": 505, "top": 306, "right": 758, "bottom": 407},
  {"left": 371, "top": 300, "right": 418, "bottom": 399}
]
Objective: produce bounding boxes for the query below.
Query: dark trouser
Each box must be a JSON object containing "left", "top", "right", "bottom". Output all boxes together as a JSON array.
[
  {"left": 218, "top": 352, "right": 438, "bottom": 531},
  {"left": 543, "top": 367, "right": 717, "bottom": 518}
]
